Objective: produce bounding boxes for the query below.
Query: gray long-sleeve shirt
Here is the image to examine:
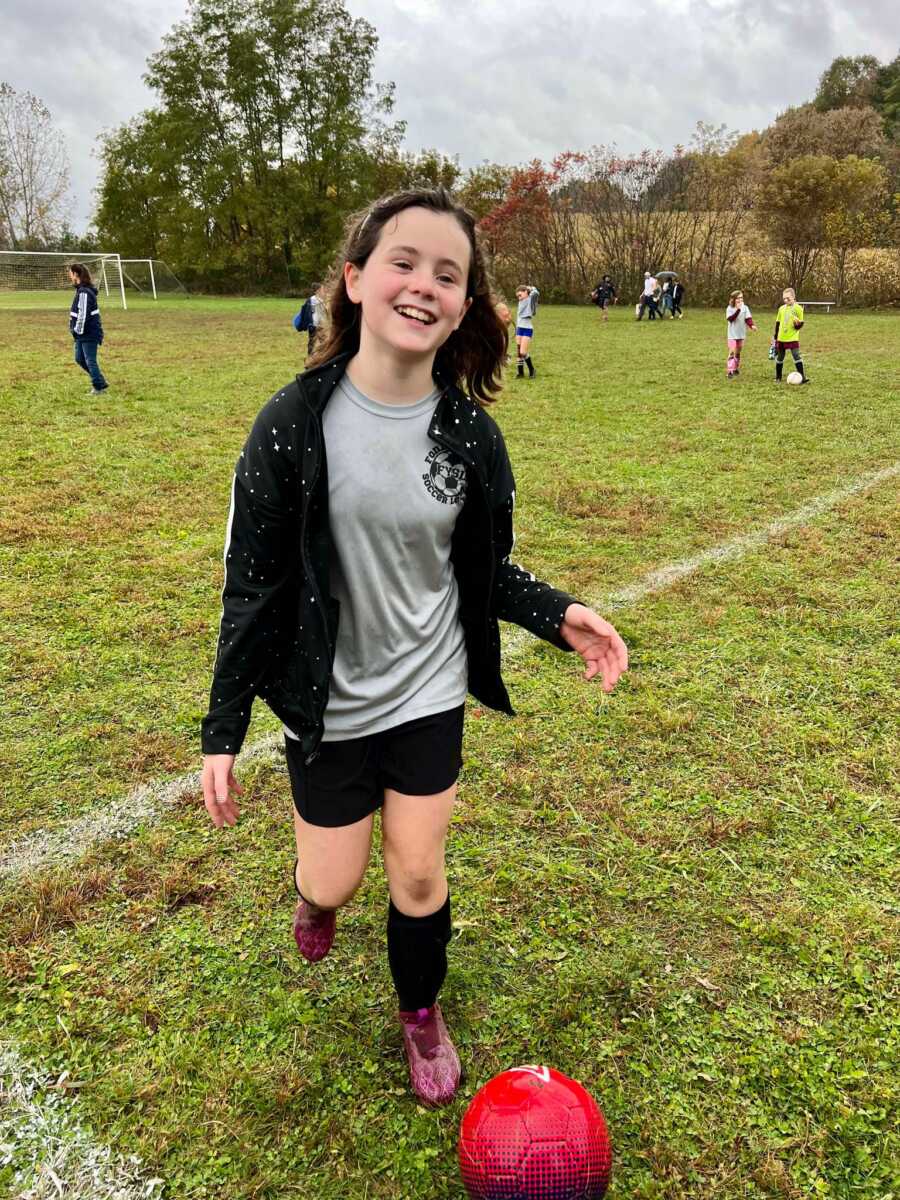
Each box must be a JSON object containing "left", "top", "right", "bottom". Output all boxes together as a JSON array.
[{"left": 516, "top": 289, "right": 538, "bottom": 328}]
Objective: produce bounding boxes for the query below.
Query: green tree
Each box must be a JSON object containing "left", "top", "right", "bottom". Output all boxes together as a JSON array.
[
  {"left": 873, "top": 53, "right": 900, "bottom": 137},
  {"left": 456, "top": 163, "right": 514, "bottom": 222},
  {"left": 367, "top": 148, "right": 461, "bottom": 199},
  {"left": 823, "top": 156, "right": 890, "bottom": 303},
  {"left": 94, "top": 113, "right": 170, "bottom": 259},
  {"left": 814, "top": 55, "right": 881, "bottom": 111},
  {"left": 756, "top": 154, "right": 840, "bottom": 291},
  {"left": 95, "top": 0, "right": 403, "bottom": 289}
]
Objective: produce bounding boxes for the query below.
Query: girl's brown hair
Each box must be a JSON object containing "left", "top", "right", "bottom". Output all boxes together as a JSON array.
[
  {"left": 69, "top": 263, "right": 93, "bottom": 286},
  {"left": 307, "top": 187, "right": 508, "bottom": 404}
]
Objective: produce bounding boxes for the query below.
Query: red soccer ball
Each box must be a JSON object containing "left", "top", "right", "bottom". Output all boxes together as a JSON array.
[{"left": 458, "top": 1065, "right": 612, "bottom": 1199}]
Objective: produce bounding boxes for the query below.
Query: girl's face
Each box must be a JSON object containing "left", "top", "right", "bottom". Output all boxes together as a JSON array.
[
  {"left": 735, "top": 293, "right": 743, "bottom": 306},
  {"left": 68, "top": 270, "right": 77, "bottom": 285},
  {"left": 344, "top": 207, "right": 472, "bottom": 361},
  {"left": 783, "top": 290, "right": 794, "bottom": 304}
]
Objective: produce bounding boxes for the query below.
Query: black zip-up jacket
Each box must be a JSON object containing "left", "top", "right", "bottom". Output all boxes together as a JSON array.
[
  {"left": 592, "top": 279, "right": 616, "bottom": 304},
  {"left": 201, "top": 355, "right": 579, "bottom": 760}
]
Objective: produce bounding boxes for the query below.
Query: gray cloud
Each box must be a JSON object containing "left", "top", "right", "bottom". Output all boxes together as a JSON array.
[
  {"left": 1, "top": 0, "right": 897, "bottom": 237},
  {"left": 0, "top": 0, "right": 186, "bottom": 235}
]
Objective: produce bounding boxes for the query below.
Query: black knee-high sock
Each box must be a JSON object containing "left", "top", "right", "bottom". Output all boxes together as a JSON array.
[
  {"left": 516, "top": 356, "right": 525, "bottom": 378},
  {"left": 525, "top": 355, "right": 535, "bottom": 377},
  {"left": 795, "top": 359, "right": 805, "bottom": 379},
  {"left": 388, "top": 893, "right": 451, "bottom": 1012},
  {"left": 775, "top": 358, "right": 784, "bottom": 380}
]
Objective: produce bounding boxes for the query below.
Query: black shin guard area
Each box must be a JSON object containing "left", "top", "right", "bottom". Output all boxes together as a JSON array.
[{"left": 387, "top": 893, "right": 452, "bottom": 1011}]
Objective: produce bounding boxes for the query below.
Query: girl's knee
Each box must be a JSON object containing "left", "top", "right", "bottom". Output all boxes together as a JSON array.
[
  {"left": 392, "top": 876, "right": 447, "bottom": 914},
  {"left": 384, "top": 851, "right": 446, "bottom": 908},
  {"left": 296, "top": 860, "right": 366, "bottom": 910}
]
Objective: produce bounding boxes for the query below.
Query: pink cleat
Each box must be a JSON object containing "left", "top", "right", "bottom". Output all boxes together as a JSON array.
[
  {"left": 398, "top": 1004, "right": 461, "bottom": 1107},
  {"left": 292, "top": 898, "right": 336, "bottom": 962},
  {"left": 291, "top": 861, "right": 335, "bottom": 962}
]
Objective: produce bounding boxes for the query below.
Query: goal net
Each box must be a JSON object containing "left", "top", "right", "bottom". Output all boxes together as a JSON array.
[
  {"left": 0, "top": 251, "right": 127, "bottom": 308},
  {"left": 120, "top": 259, "right": 187, "bottom": 298}
]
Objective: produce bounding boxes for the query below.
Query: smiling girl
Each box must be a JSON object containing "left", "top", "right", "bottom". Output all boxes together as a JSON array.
[{"left": 200, "top": 188, "right": 628, "bottom": 1107}]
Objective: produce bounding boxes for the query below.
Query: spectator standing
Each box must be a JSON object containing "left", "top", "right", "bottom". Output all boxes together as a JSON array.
[
  {"left": 637, "top": 272, "right": 660, "bottom": 321},
  {"left": 671, "top": 277, "right": 685, "bottom": 319},
  {"left": 660, "top": 280, "right": 674, "bottom": 319}
]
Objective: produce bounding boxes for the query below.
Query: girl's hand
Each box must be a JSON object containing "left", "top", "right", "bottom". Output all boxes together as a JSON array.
[
  {"left": 560, "top": 604, "right": 629, "bottom": 692},
  {"left": 202, "top": 754, "right": 243, "bottom": 828}
]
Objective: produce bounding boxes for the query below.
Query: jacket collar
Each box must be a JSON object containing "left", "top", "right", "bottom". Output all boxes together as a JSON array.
[
  {"left": 296, "top": 353, "right": 476, "bottom": 460},
  {"left": 295, "top": 353, "right": 352, "bottom": 414}
]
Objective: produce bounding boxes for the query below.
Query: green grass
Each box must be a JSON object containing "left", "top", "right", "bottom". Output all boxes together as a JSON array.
[{"left": 1, "top": 297, "right": 898, "bottom": 1198}]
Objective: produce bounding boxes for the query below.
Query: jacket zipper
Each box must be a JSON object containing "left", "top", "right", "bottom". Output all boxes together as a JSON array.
[{"left": 300, "top": 410, "right": 332, "bottom": 765}]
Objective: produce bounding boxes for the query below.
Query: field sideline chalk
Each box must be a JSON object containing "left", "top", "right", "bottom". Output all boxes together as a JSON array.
[{"left": 0, "top": 1043, "right": 164, "bottom": 1198}]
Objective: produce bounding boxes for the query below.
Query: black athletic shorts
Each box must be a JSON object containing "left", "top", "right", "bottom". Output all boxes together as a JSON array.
[{"left": 284, "top": 704, "right": 465, "bottom": 828}]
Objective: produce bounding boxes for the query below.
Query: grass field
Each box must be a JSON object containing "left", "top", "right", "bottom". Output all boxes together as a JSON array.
[{"left": 1, "top": 294, "right": 898, "bottom": 1199}]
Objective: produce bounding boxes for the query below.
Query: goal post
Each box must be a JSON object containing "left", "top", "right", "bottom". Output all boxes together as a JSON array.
[
  {"left": 0, "top": 250, "right": 128, "bottom": 309},
  {"left": 119, "top": 258, "right": 187, "bottom": 299}
]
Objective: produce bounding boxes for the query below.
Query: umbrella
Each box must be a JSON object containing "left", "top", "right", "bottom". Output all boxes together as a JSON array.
[{"left": 655, "top": 270, "right": 678, "bottom": 278}]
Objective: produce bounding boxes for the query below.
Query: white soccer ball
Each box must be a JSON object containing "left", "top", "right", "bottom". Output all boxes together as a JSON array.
[{"left": 786, "top": 371, "right": 803, "bottom": 385}]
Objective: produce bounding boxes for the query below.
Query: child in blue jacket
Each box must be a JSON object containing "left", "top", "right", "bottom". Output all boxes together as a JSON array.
[{"left": 68, "top": 264, "right": 108, "bottom": 394}]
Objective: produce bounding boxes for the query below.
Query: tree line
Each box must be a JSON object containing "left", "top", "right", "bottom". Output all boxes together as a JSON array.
[{"left": 1, "top": 2, "right": 898, "bottom": 305}]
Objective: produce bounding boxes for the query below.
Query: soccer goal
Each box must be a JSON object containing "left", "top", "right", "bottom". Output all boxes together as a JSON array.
[
  {"left": 119, "top": 258, "right": 187, "bottom": 298},
  {"left": 0, "top": 250, "right": 128, "bottom": 309}
]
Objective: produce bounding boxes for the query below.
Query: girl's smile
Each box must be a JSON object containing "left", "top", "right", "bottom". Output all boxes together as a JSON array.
[{"left": 345, "top": 207, "right": 472, "bottom": 362}]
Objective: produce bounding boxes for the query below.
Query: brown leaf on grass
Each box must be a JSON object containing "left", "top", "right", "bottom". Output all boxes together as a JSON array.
[{"left": 753, "top": 1154, "right": 800, "bottom": 1197}]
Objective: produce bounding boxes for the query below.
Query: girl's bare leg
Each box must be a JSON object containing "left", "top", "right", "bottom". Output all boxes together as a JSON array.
[
  {"left": 293, "top": 808, "right": 375, "bottom": 910},
  {"left": 381, "top": 784, "right": 456, "bottom": 914}
]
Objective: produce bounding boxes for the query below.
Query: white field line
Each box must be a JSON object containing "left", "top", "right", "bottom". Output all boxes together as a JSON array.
[
  {"left": 0, "top": 736, "right": 281, "bottom": 886},
  {"left": 0, "top": 1044, "right": 164, "bottom": 1199},
  {"left": 601, "top": 460, "right": 900, "bottom": 608},
  {"left": 500, "top": 459, "right": 900, "bottom": 656},
  {"left": 2, "top": 459, "right": 898, "bottom": 887}
]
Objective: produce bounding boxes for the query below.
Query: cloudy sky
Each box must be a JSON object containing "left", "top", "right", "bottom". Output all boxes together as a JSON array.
[{"left": 2, "top": 0, "right": 898, "bottom": 234}]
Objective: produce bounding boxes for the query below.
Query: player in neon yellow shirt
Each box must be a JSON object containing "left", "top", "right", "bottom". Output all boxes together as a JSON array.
[{"left": 772, "top": 287, "right": 809, "bottom": 383}]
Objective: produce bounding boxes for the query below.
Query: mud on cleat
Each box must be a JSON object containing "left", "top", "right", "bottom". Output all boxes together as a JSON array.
[{"left": 398, "top": 1003, "right": 461, "bottom": 1107}]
